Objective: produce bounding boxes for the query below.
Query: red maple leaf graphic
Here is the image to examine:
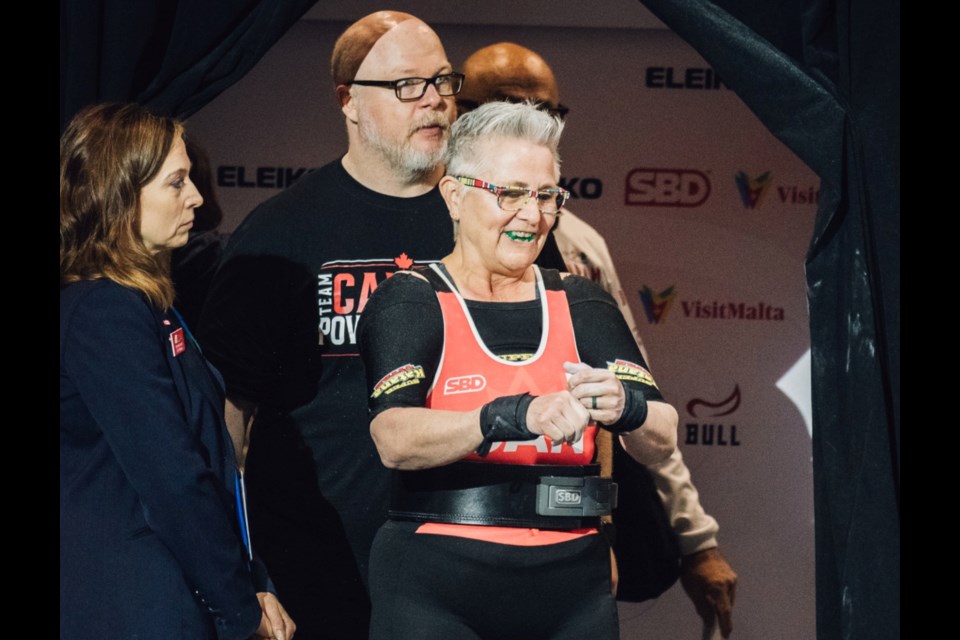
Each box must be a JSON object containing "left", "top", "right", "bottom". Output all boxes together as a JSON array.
[{"left": 394, "top": 253, "right": 414, "bottom": 269}]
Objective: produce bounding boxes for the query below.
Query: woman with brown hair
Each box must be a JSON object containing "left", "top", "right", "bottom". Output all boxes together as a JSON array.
[{"left": 60, "top": 103, "right": 294, "bottom": 640}]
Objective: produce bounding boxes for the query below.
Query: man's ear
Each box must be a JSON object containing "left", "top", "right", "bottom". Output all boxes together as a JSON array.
[{"left": 337, "top": 85, "right": 358, "bottom": 122}]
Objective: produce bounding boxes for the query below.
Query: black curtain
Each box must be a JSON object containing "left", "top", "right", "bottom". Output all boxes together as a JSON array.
[
  {"left": 62, "top": 1, "right": 900, "bottom": 637},
  {"left": 60, "top": 0, "right": 317, "bottom": 131},
  {"left": 638, "top": 1, "right": 900, "bottom": 638}
]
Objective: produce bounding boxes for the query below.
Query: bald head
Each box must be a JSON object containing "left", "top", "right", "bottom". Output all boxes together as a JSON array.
[
  {"left": 331, "top": 11, "right": 418, "bottom": 86},
  {"left": 459, "top": 43, "right": 560, "bottom": 108},
  {"left": 333, "top": 12, "right": 455, "bottom": 194}
]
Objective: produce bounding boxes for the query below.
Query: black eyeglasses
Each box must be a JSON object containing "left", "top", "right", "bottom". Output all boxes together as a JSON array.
[
  {"left": 347, "top": 72, "right": 465, "bottom": 102},
  {"left": 456, "top": 98, "right": 570, "bottom": 120},
  {"left": 455, "top": 176, "right": 569, "bottom": 215}
]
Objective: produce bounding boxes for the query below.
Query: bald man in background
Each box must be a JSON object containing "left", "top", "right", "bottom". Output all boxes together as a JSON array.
[
  {"left": 459, "top": 42, "right": 739, "bottom": 638},
  {"left": 199, "top": 12, "right": 462, "bottom": 638}
]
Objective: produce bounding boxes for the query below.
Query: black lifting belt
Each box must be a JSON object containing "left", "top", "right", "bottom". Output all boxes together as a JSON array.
[{"left": 389, "top": 461, "right": 618, "bottom": 529}]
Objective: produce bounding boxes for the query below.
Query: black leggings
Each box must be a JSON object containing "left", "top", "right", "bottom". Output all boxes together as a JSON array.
[{"left": 369, "top": 520, "right": 619, "bottom": 640}]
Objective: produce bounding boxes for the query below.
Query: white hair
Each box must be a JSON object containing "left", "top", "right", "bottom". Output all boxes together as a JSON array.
[{"left": 445, "top": 100, "right": 563, "bottom": 178}]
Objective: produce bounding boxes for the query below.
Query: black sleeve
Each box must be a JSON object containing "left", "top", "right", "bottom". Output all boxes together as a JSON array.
[
  {"left": 357, "top": 273, "right": 444, "bottom": 418},
  {"left": 197, "top": 227, "right": 321, "bottom": 411},
  {"left": 564, "top": 275, "right": 666, "bottom": 403}
]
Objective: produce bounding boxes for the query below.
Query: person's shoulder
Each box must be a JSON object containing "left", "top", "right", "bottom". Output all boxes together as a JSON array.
[
  {"left": 554, "top": 208, "right": 610, "bottom": 254},
  {"left": 225, "top": 161, "right": 343, "bottom": 250},
  {"left": 61, "top": 279, "right": 146, "bottom": 313},
  {"left": 555, "top": 208, "right": 591, "bottom": 234},
  {"left": 359, "top": 270, "right": 440, "bottom": 338},
  {"left": 369, "top": 270, "right": 436, "bottom": 307},
  {"left": 561, "top": 272, "right": 618, "bottom": 306},
  {"left": 61, "top": 280, "right": 155, "bottom": 345}
]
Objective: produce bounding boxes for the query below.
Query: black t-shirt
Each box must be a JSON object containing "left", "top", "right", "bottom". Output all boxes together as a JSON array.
[
  {"left": 196, "top": 160, "right": 455, "bottom": 576},
  {"left": 358, "top": 268, "right": 665, "bottom": 421}
]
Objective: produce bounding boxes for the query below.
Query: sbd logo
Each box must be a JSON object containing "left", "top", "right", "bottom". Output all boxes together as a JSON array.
[
  {"left": 443, "top": 375, "right": 487, "bottom": 395},
  {"left": 625, "top": 168, "right": 711, "bottom": 207}
]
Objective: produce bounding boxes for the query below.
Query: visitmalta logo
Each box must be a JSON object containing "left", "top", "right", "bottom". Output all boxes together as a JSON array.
[
  {"left": 734, "top": 171, "right": 774, "bottom": 209},
  {"left": 640, "top": 285, "right": 785, "bottom": 323},
  {"left": 681, "top": 299, "right": 784, "bottom": 321},
  {"left": 639, "top": 285, "right": 677, "bottom": 325}
]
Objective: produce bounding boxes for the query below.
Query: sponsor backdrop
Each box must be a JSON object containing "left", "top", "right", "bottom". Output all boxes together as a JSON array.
[{"left": 188, "top": 5, "right": 817, "bottom": 639}]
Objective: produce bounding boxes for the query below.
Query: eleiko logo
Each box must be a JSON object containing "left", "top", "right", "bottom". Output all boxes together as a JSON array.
[
  {"left": 687, "top": 385, "right": 741, "bottom": 418},
  {"left": 625, "top": 169, "right": 711, "bottom": 207},
  {"left": 639, "top": 285, "right": 677, "bottom": 324},
  {"left": 645, "top": 67, "right": 727, "bottom": 90},
  {"left": 558, "top": 177, "right": 603, "bottom": 200},
  {"left": 217, "top": 165, "right": 317, "bottom": 189},
  {"left": 734, "top": 171, "right": 774, "bottom": 209}
]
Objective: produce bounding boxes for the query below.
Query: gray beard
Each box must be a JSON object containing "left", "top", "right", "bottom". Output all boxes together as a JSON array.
[{"left": 358, "top": 117, "right": 448, "bottom": 183}]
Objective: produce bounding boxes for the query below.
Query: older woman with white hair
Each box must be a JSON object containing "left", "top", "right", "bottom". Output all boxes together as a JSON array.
[{"left": 358, "top": 101, "right": 678, "bottom": 639}]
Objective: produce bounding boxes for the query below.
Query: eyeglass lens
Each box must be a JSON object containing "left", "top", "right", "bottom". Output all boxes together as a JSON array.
[
  {"left": 498, "top": 189, "right": 564, "bottom": 214},
  {"left": 397, "top": 74, "right": 463, "bottom": 100}
]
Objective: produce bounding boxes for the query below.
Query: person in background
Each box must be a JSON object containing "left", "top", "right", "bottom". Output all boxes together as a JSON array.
[
  {"left": 60, "top": 103, "right": 294, "bottom": 640},
  {"left": 359, "top": 100, "right": 677, "bottom": 640},
  {"left": 458, "top": 42, "right": 738, "bottom": 637},
  {"left": 171, "top": 139, "right": 228, "bottom": 329},
  {"left": 197, "top": 12, "right": 461, "bottom": 638},
  {"left": 170, "top": 140, "right": 227, "bottom": 327}
]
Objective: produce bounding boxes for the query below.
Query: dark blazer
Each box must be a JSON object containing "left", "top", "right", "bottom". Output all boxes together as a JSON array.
[{"left": 60, "top": 279, "right": 263, "bottom": 640}]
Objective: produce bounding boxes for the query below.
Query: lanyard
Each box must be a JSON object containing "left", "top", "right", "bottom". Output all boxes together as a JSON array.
[{"left": 170, "top": 307, "right": 201, "bottom": 353}]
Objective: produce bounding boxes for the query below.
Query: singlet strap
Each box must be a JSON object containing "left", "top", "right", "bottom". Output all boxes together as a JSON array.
[
  {"left": 414, "top": 265, "right": 453, "bottom": 293},
  {"left": 539, "top": 267, "right": 564, "bottom": 291}
]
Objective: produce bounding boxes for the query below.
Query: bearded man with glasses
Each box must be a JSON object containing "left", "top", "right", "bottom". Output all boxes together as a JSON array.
[{"left": 198, "top": 12, "right": 463, "bottom": 639}]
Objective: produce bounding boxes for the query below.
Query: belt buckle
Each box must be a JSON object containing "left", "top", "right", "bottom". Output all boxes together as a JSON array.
[{"left": 535, "top": 476, "right": 618, "bottom": 518}]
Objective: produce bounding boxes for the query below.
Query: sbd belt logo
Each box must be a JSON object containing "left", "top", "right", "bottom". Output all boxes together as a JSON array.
[
  {"left": 555, "top": 489, "right": 582, "bottom": 505},
  {"left": 443, "top": 374, "right": 487, "bottom": 395}
]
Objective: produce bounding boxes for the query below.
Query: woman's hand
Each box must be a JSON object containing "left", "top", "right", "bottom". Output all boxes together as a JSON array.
[
  {"left": 525, "top": 390, "right": 591, "bottom": 445},
  {"left": 564, "top": 361, "right": 625, "bottom": 425},
  {"left": 255, "top": 592, "right": 296, "bottom": 640}
]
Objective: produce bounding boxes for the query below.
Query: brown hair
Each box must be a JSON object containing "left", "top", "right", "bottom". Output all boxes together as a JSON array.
[{"left": 60, "top": 103, "right": 183, "bottom": 309}]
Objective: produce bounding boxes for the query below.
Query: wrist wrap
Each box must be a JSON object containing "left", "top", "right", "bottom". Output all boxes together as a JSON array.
[
  {"left": 476, "top": 393, "right": 538, "bottom": 456},
  {"left": 605, "top": 386, "right": 649, "bottom": 434}
]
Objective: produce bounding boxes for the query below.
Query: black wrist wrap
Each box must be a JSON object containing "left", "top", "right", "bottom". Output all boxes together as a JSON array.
[
  {"left": 605, "top": 387, "right": 649, "bottom": 434},
  {"left": 476, "top": 393, "right": 538, "bottom": 457}
]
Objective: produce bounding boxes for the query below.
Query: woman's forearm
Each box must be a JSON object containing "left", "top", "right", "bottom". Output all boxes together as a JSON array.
[
  {"left": 371, "top": 406, "right": 484, "bottom": 470},
  {"left": 619, "top": 400, "right": 678, "bottom": 465}
]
